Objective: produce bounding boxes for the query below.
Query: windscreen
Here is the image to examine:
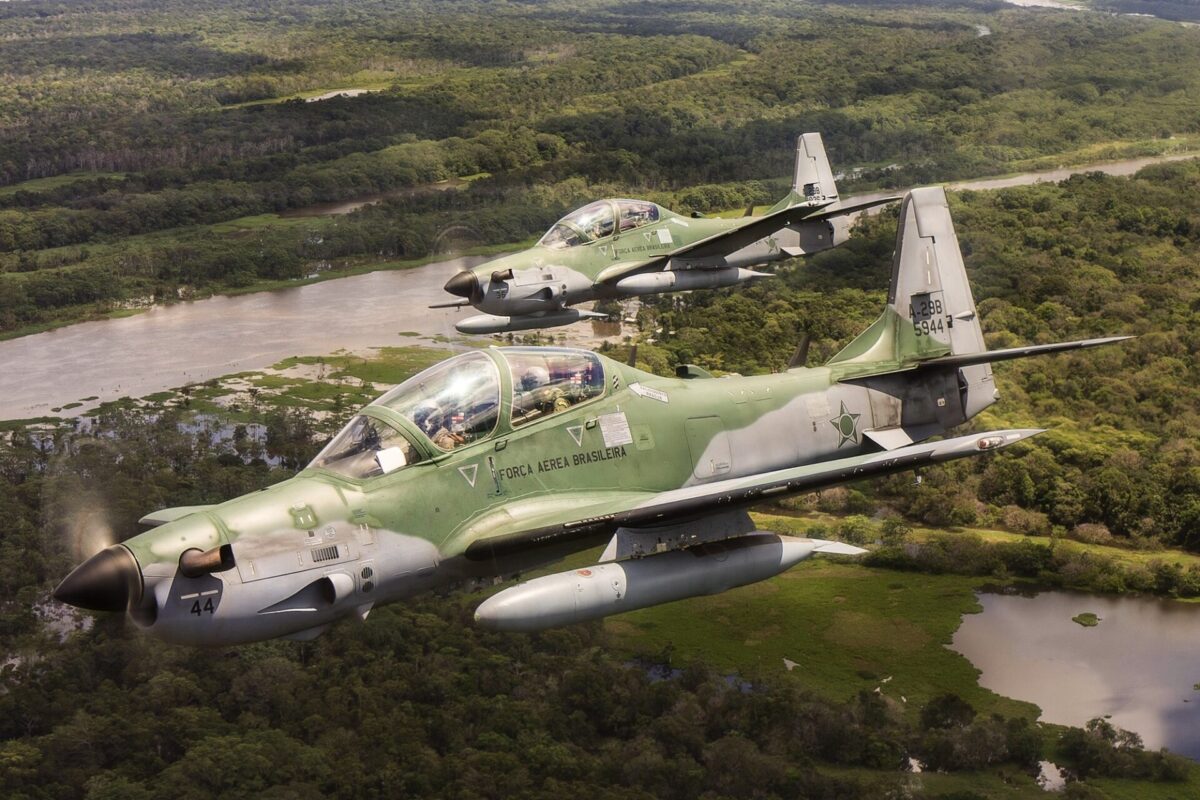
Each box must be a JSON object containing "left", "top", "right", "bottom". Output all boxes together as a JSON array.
[
  {"left": 375, "top": 351, "right": 500, "bottom": 451},
  {"left": 309, "top": 416, "right": 423, "bottom": 478}
]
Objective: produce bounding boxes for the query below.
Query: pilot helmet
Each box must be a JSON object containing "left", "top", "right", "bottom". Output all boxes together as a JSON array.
[
  {"left": 521, "top": 365, "right": 550, "bottom": 391},
  {"left": 413, "top": 402, "right": 443, "bottom": 433}
]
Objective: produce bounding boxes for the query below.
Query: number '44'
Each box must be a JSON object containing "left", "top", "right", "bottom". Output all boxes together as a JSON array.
[{"left": 191, "top": 598, "right": 215, "bottom": 616}]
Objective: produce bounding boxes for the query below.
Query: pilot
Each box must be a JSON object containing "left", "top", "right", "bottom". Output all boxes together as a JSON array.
[
  {"left": 519, "top": 365, "right": 571, "bottom": 416},
  {"left": 414, "top": 403, "right": 465, "bottom": 451}
]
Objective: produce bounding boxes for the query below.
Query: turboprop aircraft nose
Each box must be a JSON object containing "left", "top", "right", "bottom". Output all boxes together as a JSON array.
[
  {"left": 53, "top": 544, "right": 142, "bottom": 612},
  {"left": 444, "top": 270, "right": 480, "bottom": 299}
]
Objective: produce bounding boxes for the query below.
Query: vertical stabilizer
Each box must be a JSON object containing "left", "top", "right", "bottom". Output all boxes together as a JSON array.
[
  {"left": 828, "top": 186, "right": 997, "bottom": 425},
  {"left": 887, "top": 187, "right": 985, "bottom": 360},
  {"left": 792, "top": 133, "right": 838, "bottom": 205},
  {"left": 829, "top": 188, "right": 988, "bottom": 378}
]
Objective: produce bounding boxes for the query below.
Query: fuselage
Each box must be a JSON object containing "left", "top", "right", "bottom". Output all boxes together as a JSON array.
[{"left": 100, "top": 347, "right": 910, "bottom": 646}]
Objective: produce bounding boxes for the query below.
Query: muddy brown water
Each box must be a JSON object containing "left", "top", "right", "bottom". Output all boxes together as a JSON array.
[
  {"left": 951, "top": 588, "right": 1200, "bottom": 759},
  {"left": 0, "top": 256, "right": 624, "bottom": 420}
]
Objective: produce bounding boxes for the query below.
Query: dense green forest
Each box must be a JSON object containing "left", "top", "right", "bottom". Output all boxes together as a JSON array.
[
  {"left": 3, "top": 162, "right": 1200, "bottom": 797},
  {"left": 627, "top": 162, "right": 1200, "bottom": 557},
  {"left": 4, "top": 1, "right": 1200, "bottom": 797},
  {"left": 5, "top": 0, "right": 1200, "bottom": 334}
]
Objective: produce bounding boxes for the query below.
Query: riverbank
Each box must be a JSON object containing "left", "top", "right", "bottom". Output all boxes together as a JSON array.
[
  {"left": 0, "top": 238, "right": 526, "bottom": 344},
  {"left": 3, "top": 147, "right": 1196, "bottom": 346},
  {"left": 754, "top": 510, "right": 1200, "bottom": 601}
]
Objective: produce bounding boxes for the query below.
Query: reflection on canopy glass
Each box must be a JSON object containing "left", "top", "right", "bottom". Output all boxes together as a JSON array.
[
  {"left": 375, "top": 351, "right": 500, "bottom": 451},
  {"left": 538, "top": 201, "right": 616, "bottom": 249},
  {"left": 505, "top": 349, "right": 604, "bottom": 427},
  {"left": 617, "top": 199, "right": 659, "bottom": 231},
  {"left": 309, "top": 415, "right": 423, "bottom": 479}
]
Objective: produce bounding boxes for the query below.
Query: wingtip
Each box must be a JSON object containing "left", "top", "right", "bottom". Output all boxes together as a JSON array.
[{"left": 992, "top": 429, "right": 1046, "bottom": 448}]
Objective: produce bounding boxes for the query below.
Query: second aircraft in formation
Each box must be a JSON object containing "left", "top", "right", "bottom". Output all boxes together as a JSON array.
[{"left": 435, "top": 133, "right": 898, "bottom": 333}]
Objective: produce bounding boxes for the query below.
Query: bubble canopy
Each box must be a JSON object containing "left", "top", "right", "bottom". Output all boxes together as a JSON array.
[
  {"left": 374, "top": 351, "right": 501, "bottom": 451},
  {"left": 308, "top": 348, "right": 608, "bottom": 477},
  {"left": 537, "top": 199, "right": 661, "bottom": 250}
]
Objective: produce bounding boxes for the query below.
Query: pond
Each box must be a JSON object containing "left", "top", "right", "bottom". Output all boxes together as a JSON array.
[{"left": 951, "top": 588, "right": 1200, "bottom": 759}]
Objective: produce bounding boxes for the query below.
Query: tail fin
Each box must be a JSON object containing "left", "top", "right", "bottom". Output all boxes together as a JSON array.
[
  {"left": 828, "top": 187, "right": 996, "bottom": 419},
  {"left": 792, "top": 133, "right": 838, "bottom": 205},
  {"left": 829, "top": 187, "right": 985, "bottom": 370},
  {"left": 827, "top": 186, "right": 1130, "bottom": 426}
]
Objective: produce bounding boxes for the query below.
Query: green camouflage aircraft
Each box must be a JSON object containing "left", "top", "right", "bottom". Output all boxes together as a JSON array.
[
  {"left": 435, "top": 133, "right": 898, "bottom": 334},
  {"left": 55, "top": 187, "right": 1128, "bottom": 645}
]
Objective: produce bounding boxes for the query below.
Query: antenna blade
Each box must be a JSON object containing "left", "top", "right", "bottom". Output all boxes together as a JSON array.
[{"left": 787, "top": 334, "right": 811, "bottom": 369}]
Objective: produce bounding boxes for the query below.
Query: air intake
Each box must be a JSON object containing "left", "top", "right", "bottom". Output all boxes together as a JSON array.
[{"left": 311, "top": 545, "right": 340, "bottom": 563}]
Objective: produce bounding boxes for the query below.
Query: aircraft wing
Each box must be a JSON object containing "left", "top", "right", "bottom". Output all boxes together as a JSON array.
[
  {"left": 459, "top": 427, "right": 1041, "bottom": 560},
  {"left": 594, "top": 194, "right": 903, "bottom": 285},
  {"left": 593, "top": 210, "right": 802, "bottom": 285},
  {"left": 664, "top": 195, "right": 901, "bottom": 264}
]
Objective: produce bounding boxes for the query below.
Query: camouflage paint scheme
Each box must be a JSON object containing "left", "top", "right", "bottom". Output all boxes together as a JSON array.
[
  {"left": 55, "top": 188, "right": 1128, "bottom": 645},
  {"left": 438, "top": 133, "right": 899, "bottom": 333}
]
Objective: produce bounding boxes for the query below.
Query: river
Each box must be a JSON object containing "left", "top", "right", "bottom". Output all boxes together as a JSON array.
[
  {"left": 847, "top": 152, "right": 1200, "bottom": 210},
  {"left": 0, "top": 152, "right": 1195, "bottom": 421},
  {"left": 951, "top": 588, "right": 1200, "bottom": 759},
  {"left": 0, "top": 256, "right": 620, "bottom": 420},
  {"left": 278, "top": 177, "right": 466, "bottom": 217}
]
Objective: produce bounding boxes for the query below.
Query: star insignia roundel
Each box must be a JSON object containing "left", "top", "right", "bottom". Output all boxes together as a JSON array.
[{"left": 830, "top": 401, "right": 861, "bottom": 448}]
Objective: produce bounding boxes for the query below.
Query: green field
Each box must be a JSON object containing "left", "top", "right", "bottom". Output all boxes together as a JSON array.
[
  {"left": 604, "top": 559, "right": 1032, "bottom": 717},
  {"left": 0, "top": 171, "right": 125, "bottom": 197}
]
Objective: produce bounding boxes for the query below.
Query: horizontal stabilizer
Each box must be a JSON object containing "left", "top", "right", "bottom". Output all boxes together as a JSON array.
[
  {"left": 916, "top": 336, "right": 1134, "bottom": 369},
  {"left": 800, "top": 194, "right": 902, "bottom": 221}
]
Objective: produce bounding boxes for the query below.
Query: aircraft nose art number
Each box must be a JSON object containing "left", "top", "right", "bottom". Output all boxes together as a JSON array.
[{"left": 179, "top": 584, "right": 222, "bottom": 616}]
